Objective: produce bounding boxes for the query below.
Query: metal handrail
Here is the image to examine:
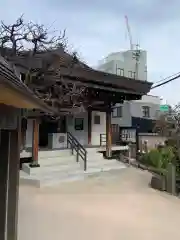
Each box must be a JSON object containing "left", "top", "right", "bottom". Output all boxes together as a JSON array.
[
  {"left": 100, "top": 133, "right": 106, "bottom": 146},
  {"left": 67, "top": 132, "right": 87, "bottom": 171}
]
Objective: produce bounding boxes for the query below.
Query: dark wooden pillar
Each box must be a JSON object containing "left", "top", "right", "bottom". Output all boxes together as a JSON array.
[
  {"left": 7, "top": 129, "right": 20, "bottom": 240},
  {"left": 0, "top": 105, "right": 21, "bottom": 240},
  {"left": 106, "top": 109, "right": 112, "bottom": 158},
  {"left": 0, "top": 129, "right": 20, "bottom": 240},
  {"left": 88, "top": 110, "right": 92, "bottom": 145},
  {"left": 0, "top": 130, "right": 10, "bottom": 240},
  {"left": 30, "top": 118, "right": 40, "bottom": 167}
]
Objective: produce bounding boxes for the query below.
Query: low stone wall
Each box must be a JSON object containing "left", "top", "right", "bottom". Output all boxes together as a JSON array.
[
  {"left": 126, "top": 134, "right": 167, "bottom": 159},
  {"left": 139, "top": 134, "right": 167, "bottom": 151}
]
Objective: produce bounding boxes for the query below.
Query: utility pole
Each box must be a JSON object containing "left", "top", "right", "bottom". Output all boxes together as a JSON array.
[{"left": 133, "top": 44, "right": 141, "bottom": 80}]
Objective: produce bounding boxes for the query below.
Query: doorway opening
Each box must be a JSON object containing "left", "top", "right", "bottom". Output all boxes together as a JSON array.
[
  {"left": 39, "top": 116, "right": 67, "bottom": 148},
  {"left": 39, "top": 117, "right": 58, "bottom": 148}
]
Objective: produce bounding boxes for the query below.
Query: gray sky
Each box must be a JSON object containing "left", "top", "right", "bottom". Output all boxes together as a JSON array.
[{"left": 1, "top": 0, "right": 180, "bottom": 104}]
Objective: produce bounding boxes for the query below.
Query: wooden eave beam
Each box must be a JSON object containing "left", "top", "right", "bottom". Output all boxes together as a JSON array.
[
  {"left": 49, "top": 65, "right": 152, "bottom": 94},
  {"left": 43, "top": 75, "right": 142, "bottom": 96}
]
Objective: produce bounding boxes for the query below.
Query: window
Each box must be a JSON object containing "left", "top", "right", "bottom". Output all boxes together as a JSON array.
[
  {"left": 94, "top": 115, "right": 100, "bottom": 124},
  {"left": 116, "top": 67, "right": 124, "bottom": 76},
  {"left": 112, "top": 106, "right": 122, "bottom": 118},
  {"left": 142, "top": 106, "right": 150, "bottom": 118},
  {"left": 132, "top": 72, "right": 136, "bottom": 79},
  {"left": 74, "top": 118, "right": 84, "bottom": 130},
  {"left": 128, "top": 71, "right": 132, "bottom": 78},
  {"left": 128, "top": 71, "right": 136, "bottom": 79}
]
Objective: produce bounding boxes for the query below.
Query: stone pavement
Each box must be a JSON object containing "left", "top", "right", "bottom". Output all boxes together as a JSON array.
[{"left": 18, "top": 168, "right": 180, "bottom": 240}]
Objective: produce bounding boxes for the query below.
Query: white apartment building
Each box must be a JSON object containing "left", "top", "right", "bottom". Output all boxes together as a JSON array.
[
  {"left": 97, "top": 50, "right": 147, "bottom": 81},
  {"left": 97, "top": 50, "right": 160, "bottom": 130}
]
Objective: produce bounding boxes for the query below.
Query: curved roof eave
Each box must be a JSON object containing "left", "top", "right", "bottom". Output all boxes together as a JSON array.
[{"left": 0, "top": 56, "right": 57, "bottom": 114}]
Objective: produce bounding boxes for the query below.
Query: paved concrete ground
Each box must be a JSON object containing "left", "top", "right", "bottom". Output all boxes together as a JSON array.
[{"left": 18, "top": 168, "right": 180, "bottom": 240}]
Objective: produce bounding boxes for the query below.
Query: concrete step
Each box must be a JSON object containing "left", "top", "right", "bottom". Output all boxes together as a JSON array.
[
  {"left": 20, "top": 168, "right": 85, "bottom": 187},
  {"left": 86, "top": 149, "right": 102, "bottom": 153},
  {"left": 20, "top": 150, "right": 32, "bottom": 158},
  {"left": 86, "top": 163, "right": 126, "bottom": 175},
  {"left": 23, "top": 156, "right": 117, "bottom": 176},
  {"left": 20, "top": 161, "right": 126, "bottom": 187},
  {"left": 87, "top": 160, "right": 125, "bottom": 169},
  {"left": 87, "top": 155, "right": 104, "bottom": 160},
  {"left": 20, "top": 161, "right": 127, "bottom": 187},
  {"left": 79, "top": 158, "right": 117, "bottom": 167},
  {"left": 38, "top": 149, "right": 71, "bottom": 159},
  {"left": 38, "top": 149, "right": 101, "bottom": 161},
  {"left": 38, "top": 167, "right": 84, "bottom": 179},
  {"left": 38, "top": 155, "right": 76, "bottom": 166},
  {"left": 80, "top": 159, "right": 126, "bottom": 172},
  {"left": 89, "top": 160, "right": 121, "bottom": 166},
  {"left": 22, "top": 161, "right": 81, "bottom": 176},
  {"left": 86, "top": 150, "right": 104, "bottom": 156},
  {"left": 86, "top": 158, "right": 118, "bottom": 164},
  {"left": 23, "top": 159, "right": 124, "bottom": 173}
]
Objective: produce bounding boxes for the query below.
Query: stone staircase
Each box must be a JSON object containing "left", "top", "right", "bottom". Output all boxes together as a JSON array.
[{"left": 20, "top": 148, "right": 126, "bottom": 187}]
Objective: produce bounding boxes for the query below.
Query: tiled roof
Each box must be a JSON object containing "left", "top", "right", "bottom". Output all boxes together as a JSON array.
[
  {"left": 0, "top": 56, "right": 56, "bottom": 113},
  {"left": 3, "top": 48, "right": 153, "bottom": 96}
]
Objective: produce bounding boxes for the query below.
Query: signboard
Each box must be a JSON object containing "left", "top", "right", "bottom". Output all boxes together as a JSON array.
[{"left": 160, "top": 105, "right": 169, "bottom": 112}]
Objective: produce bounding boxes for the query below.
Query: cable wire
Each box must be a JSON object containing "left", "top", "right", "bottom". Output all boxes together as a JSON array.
[
  {"left": 151, "top": 73, "right": 180, "bottom": 89},
  {"left": 153, "top": 72, "right": 180, "bottom": 85}
]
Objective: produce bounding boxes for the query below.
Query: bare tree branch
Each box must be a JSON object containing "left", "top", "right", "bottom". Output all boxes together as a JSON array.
[
  {"left": 154, "top": 104, "right": 180, "bottom": 138},
  {"left": 26, "top": 21, "right": 67, "bottom": 54},
  {"left": 0, "top": 15, "right": 86, "bottom": 114},
  {"left": 0, "top": 15, "right": 29, "bottom": 55}
]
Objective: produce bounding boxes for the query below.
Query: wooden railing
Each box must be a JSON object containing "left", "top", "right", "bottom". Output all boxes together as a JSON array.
[{"left": 67, "top": 132, "right": 87, "bottom": 171}]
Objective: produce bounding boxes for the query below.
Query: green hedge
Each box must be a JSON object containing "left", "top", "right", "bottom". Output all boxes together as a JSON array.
[{"left": 139, "top": 146, "right": 175, "bottom": 175}]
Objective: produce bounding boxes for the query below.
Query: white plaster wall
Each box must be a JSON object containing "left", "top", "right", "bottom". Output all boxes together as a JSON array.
[
  {"left": 66, "top": 112, "right": 88, "bottom": 145},
  {"left": 133, "top": 95, "right": 161, "bottom": 105},
  {"left": 66, "top": 111, "right": 106, "bottom": 146},
  {"left": 24, "top": 112, "right": 107, "bottom": 148},
  {"left": 91, "top": 111, "right": 106, "bottom": 145},
  {"left": 130, "top": 95, "right": 160, "bottom": 120},
  {"left": 111, "top": 102, "right": 132, "bottom": 127},
  {"left": 25, "top": 119, "right": 33, "bottom": 148}
]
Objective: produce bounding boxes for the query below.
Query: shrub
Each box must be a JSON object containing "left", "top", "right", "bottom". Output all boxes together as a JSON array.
[
  {"left": 161, "top": 147, "right": 174, "bottom": 168},
  {"left": 165, "top": 138, "right": 177, "bottom": 148},
  {"left": 148, "top": 149, "right": 163, "bottom": 168},
  {"left": 140, "top": 147, "right": 174, "bottom": 170}
]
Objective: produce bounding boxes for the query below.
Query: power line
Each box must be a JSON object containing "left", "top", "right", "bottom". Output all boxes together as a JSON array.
[
  {"left": 153, "top": 72, "right": 180, "bottom": 85},
  {"left": 151, "top": 73, "right": 180, "bottom": 89}
]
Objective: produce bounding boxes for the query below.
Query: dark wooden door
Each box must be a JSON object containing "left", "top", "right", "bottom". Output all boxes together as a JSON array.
[{"left": 111, "top": 124, "right": 120, "bottom": 145}]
